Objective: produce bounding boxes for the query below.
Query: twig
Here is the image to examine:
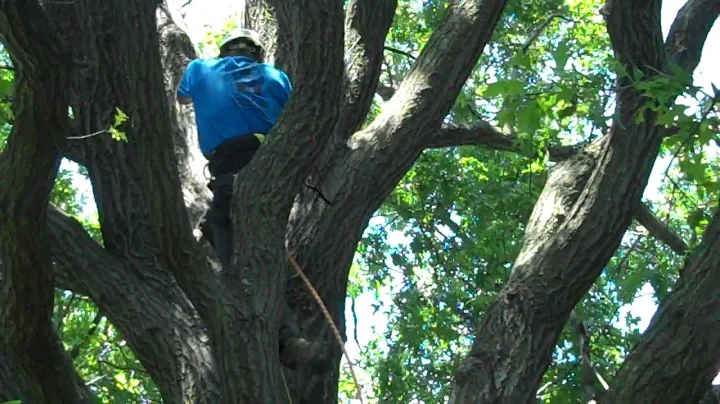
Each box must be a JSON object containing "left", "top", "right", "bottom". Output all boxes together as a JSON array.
[
  {"left": 384, "top": 46, "right": 416, "bottom": 60},
  {"left": 287, "top": 253, "right": 364, "bottom": 404},
  {"left": 569, "top": 309, "right": 609, "bottom": 403},
  {"left": 98, "top": 359, "right": 147, "bottom": 374},
  {"left": 521, "top": 13, "right": 564, "bottom": 53},
  {"left": 351, "top": 296, "right": 360, "bottom": 349},
  {"left": 55, "top": 292, "right": 78, "bottom": 336},
  {"left": 634, "top": 203, "right": 688, "bottom": 255},
  {"left": 67, "top": 128, "right": 107, "bottom": 140}
]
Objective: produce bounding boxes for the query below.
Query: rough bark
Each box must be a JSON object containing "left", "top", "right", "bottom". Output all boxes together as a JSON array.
[
  {"left": 0, "top": 2, "right": 92, "bottom": 402},
  {"left": 20, "top": 0, "right": 222, "bottom": 402},
  {"left": 447, "top": 0, "right": 718, "bottom": 401},
  {"left": 47, "top": 206, "right": 221, "bottom": 402},
  {"left": 602, "top": 209, "right": 720, "bottom": 403},
  {"left": 281, "top": 0, "right": 511, "bottom": 401}
]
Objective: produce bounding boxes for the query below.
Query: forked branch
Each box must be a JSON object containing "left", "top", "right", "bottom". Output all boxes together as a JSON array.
[
  {"left": 604, "top": 209, "right": 720, "bottom": 402},
  {"left": 665, "top": 0, "right": 720, "bottom": 73}
]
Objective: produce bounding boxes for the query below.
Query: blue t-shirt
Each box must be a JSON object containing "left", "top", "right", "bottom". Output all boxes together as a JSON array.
[{"left": 178, "top": 56, "right": 292, "bottom": 158}]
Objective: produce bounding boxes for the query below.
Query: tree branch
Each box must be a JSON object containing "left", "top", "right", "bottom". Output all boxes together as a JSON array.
[
  {"left": 604, "top": 209, "right": 720, "bottom": 402},
  {"left": 568, "top": 310, "right": 609, "bottom": 402},
  {"left": 298, "top": 0, "right": 397, "bottom": 228},
  {"left": 0, "top": 1, "right": 90, "bottom": 400},
  {"left": 209, "top": 1, "right": 349, "bottom": 401},
  {"left": 157, "top": 1, "right": 212, "bottom": 227},
  {"left": 44, "top": 0, "right": 220, "bottom": 335},
  {"left": 665, "top": 0, "right": 720, "bottom": 73},
  {"left": 340, "top": 0, "right": 398, "bottom": 135},
  {"left": 280, "top": 1, "right": 513, "bottom": 398},
  {"left": 46, "top": 205, "right": 222, "bottom": 402},
  {"left": 242, "top": 0, "right": 294, "bottom": 72},
  {"left": 426, "top": 122, "right": 579, "bottom": 160},
  {"left": 237, "top": 0, "right": 346, "bottom": 211},
  {"left": 426, "top": 123, "right": 690, "bottom": 255},
  {"left": 634, "top": 203, "right": 689, "bottom": 255}
]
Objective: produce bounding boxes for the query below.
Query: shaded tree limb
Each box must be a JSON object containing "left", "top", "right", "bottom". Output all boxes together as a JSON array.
[
  {"left": 426, "top": 123, "right": 691, "bottom": 255},
  {"left": 0, "top": 1, "right": 91, "bottom": 401},
  {"left": 426, "top": 122, "right": 580, "bottom": 160},
  {"left": 157, "top": 1, "right": 212, "bottom": 228},
  {"left": 43, "top": 0, "right": 221, "bottom": 342},
  {"left": 274, "top": 0, "right": 512, "bottom": 401},
  {"left": 602, "top": 209, "right": 720, "bottom": 403},
  {"left": 568, "top": 310, "right": 609, "bottom": 402},
  {"left": 277, "top": 2, "right": 399, "bottom": 400},
  {"left": 242, "top": 0, "right": 295, "bottom": 73},
  {"left": 46, "top": 205, "right": 222, "bottom": 402},
  {"left": 634, "top": 203, "right": 689, "bottom": 255},
  {"left": 209, "top": 1, "right": 349, "bottom": 401},
  {"left": 340, "top": 0, "right": 398, "bottom": 136},
  {"left": 665, "top": 0, "right": 720, "bottom": 74}
]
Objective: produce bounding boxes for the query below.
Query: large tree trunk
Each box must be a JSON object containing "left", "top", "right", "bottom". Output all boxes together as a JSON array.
[{"left": 0, "top": 0, "right": 718, "bottom": 403}]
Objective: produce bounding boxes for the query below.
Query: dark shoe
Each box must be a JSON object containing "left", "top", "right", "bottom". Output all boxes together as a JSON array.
[
  {"left": 199, "top": 217, "right": 215, "bottom": 247},
  {"left": 211, "top": 223, "right": 233, "bottom": 268},
  {"left": 279, "top": 337, "right": 334, "bottom": 373}
]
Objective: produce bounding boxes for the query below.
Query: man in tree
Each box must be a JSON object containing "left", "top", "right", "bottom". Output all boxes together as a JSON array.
[
  {"left": 175, "top": 28, "right": 330, "bottom": 372},
  {"left": 176, "top": 28, "right": 290, "bottom": 266}
]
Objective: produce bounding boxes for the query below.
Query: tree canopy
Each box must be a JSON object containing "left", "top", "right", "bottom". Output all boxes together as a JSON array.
[{"left": 0, "top": 0, "right": 719, "bottom": 403}]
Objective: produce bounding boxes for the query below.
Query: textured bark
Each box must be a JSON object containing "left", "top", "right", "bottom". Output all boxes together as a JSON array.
[
  {"left": 601, "top": 210, "right": 720, "bottom": 403},
  {"left": 447, "top": 0, "right": 718, "bottom": 402},
  {"left": 281, "top": 0, "right": 510, "bottom": 401},
  {"left": 0, "top": 2, "right": 91, "bottom": 402},
  {"left": 47, "top": 206, "right": 221, "bottom": 402}
]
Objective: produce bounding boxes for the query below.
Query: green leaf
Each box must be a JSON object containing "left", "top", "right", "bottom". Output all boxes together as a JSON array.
[
  {"left": 553, "top": 39, "right": 571, "bottom": 69},
  {"left": 483, "top": 79, "right": 525, "bottom": 98}
]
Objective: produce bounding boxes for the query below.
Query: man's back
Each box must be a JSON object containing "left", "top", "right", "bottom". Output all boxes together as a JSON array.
[{"left": 179, "top": 56, "right": 292, "bottom": 157}]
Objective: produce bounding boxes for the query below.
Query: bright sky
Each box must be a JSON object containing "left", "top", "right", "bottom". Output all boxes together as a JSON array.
[{"left": 59, "top": 0, "right": 719, "bottom": 400}]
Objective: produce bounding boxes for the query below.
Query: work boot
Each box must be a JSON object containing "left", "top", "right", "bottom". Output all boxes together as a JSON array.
[
  {"left": 211, "top": 222, "right": 233, "bottom": 268},
  {"left": 278, "top": 304, "right": 335, "bottom": 373},
  {"left": 279, "top": 336, "right": 334, "bottom": 373},
  {"left": 199, "top": 216, "right": 215, "bottom": 247}
]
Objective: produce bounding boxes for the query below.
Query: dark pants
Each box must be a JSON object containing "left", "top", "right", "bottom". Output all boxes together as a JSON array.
[
  {"left": 204, "top": 134, "right": 262, "bottom": 266},
  {"left": 201, "top": 134, "right": 303, "bottom": 349}
]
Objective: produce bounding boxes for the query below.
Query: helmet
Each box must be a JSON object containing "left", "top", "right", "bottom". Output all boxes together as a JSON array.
[{"left": 219, "top": 28, "right": 263, "bottom": 51}]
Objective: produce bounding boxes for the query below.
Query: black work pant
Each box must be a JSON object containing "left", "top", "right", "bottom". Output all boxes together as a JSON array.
[
  {"left": 202, "top": 134, "right": 303, "bottom": 349},
  {"left": 205, "top": 134, "right": 262, "bottom": 266}
]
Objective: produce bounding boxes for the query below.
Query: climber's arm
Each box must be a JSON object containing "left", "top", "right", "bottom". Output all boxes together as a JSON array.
[{"left": 176, "top": 59, "right": 199, "bottom": 105}]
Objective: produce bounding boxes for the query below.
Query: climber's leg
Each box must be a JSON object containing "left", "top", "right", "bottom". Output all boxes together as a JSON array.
[{"left": 206, "top": 173, "right": 234, "bottom": 267}]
